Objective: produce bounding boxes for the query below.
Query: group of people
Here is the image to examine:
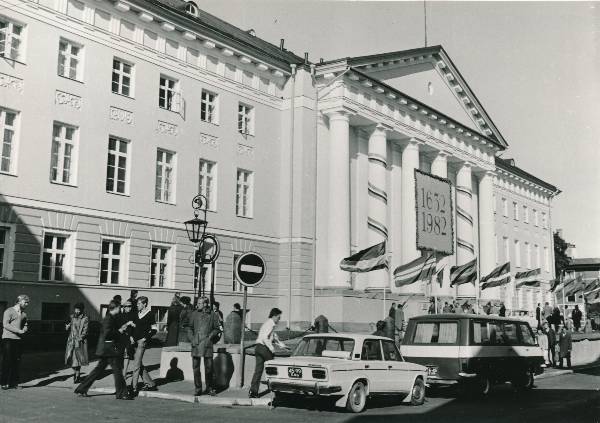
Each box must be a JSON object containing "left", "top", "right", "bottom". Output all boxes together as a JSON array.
[
  {"left": 536, "top": 302, "right": 583, "bottom": 332},
  {"left": 372, "top": 302, "right": 405, "bottom": 344},
  {"left": 536, "top": 321, "right": 573, "bottom": 369}
]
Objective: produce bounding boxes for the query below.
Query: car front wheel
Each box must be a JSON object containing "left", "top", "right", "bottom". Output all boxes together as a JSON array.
[
  {"left": 410, "top": 378, "right": 426, "bottom": 405},
  {"left": 346, "top": 381, "right": 367, "bottom": 413}
]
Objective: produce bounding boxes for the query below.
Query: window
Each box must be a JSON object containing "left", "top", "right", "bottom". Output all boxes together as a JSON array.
[
  {"left": 503, "top": 237, "right": 510, "bottom": 262},
  {"left": 50, "top": 122, "right": 78, "bottom": 185},
  {"left": 231, "top": 252, "right": 253, "bottom": 294},
  {"left": 143, "top": 29, "right": 157, "bottom": 49},
  {"left": 58, "top": 38, "right": 83, "bottom": 80},
  {"left": 194, "top": 261, "right": 213, "bottom": 295},
  {"left": 94, "top": 9, "right": 111, "bottom": 30},
  {"left": 361, "top": 339, "right": 382, "bottom": 360},
  {"left": 165, "top": 38, "right": 178, "bottom": 57},
  {"left": 495, "top": 234, "right": 499, "bottom": 264},
  {"left": 544, "top": 247, "right": 550, "bottom": 272},
  {"left": 150, "top": 245, "right": 171, "bottom": 288},
  {"left": 514, "top": 240, "right": 521, "bottom": 267},
  {"left": 0, "top": 17, "right": 24, "bottom": 61},
  {"left": 206, "top": 55, "right": 218, "bottom": 73},
  {"left": 236, "top": 169, "right": 253, "bottom": 217},
  {"left": 159, "top": 75, "right": 180, "bottom": 112},
  {"left": 493, "top": 194, "right": 497, "bottom": 214},
  {"left": 513, "top": 201, "right": 519, "bottom": 220},
  {"left": 542, "top": 212, "right": 547, "bottom": 229},
  {"left": 238, "top": 103, "right": 254, "bottom": 135},
  {"left": 413, "top": 322, "right": 458, "bottom": 344},
  {"left": 534, "top": 244, "right": 540, "bottom": 268},
  {"left": 502, "top": 198, "right": 508, "bottom": 217},
  {"left": 0, "top": 226, "right": 10, "bottom": 278},
  {"left": 119, "top": 19, "right": 135, "bottom": 40},
  {"left": 198, "top": 159, "right": 216, "bottom": 210},
  {"left": 242, "top": 70, "right": 254, "bottom": 87},
  {"left": 292, "top": 337, "right": 354, "bottom": 357},
  {"left": 200, "top": 90, "right": 218, "bottom": 123},
  {"left": 0, "top": 108, "right": 18, "bottom": 174},
  {"left": 106, "top": 136, "right": 129, "bottom": 194},
  {"left": 112, "top": 58, "right": 133, "bottom": 97},
  {"left": 533, "top": 209, "right": 538, "bottom": 226},
  {"left": 225, "top": 63, "right": 236, "bottom": 80},
  {"left": 41, "top": 233, "right": 70, "bottom": 281},
  {"left": 259, "top": 77, "right": 269, "bottom": 93},
  {"left": 155, "top": 149, "right": 175, "bottom": 203},
  {"left": 41, "top": 302, "right": 70, "bottom": 321},
  {"left": 525, "top": 242, "right": 531, "bottom": 269},
  {"left": 100, "top": 240, "right": 123, "bottom": 285},
  {"left": 471, "top": 321, "right": 492, "bottom": 345},
  {"left": 382, "top": 340, "right": 402, "bottom": 361},
  {"left": 186, "top": 47, "right": 199, "bottom": 66},
  {"left": 67, "top": 0, "right": 84, "bottom": 20},
  {"left": 185, "top": 1, "right": 198, "bottom": 16},
  {"left": 523, "top": 205, "right": 529, "bottom": 223}
]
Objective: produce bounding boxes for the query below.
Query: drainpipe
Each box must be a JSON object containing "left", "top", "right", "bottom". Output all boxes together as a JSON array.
[{"left": 287, "top": 64, "right": 297, "bottom": 330}]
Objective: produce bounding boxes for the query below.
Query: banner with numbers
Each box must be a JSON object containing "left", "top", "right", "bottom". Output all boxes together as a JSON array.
[{"left": 415, "top": 169, "right": 454, "bottom": 255}]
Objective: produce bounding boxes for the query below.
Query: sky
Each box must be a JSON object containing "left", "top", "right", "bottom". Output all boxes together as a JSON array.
[{"left": 199, "top": 0, "right": 600, "bottom": 257}]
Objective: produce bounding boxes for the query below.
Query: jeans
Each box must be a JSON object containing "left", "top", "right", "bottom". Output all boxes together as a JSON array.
[
  {"left": 75, "top": 356, "right": 127, "bottom": 398},
  {"left": 131, "top": 339, "right": 155, "bottom": 389},
  {"left": 192, "top": 356, "right": 214, "bottom": 395},
  {"left": 1, "top": 339, "right": 22, "bottom": 387},
  {"left": 250, "top": 344, "right": 273, "bottom": 395}
]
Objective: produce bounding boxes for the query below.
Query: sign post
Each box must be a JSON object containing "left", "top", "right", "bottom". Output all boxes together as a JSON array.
[{"left": 234, "top": 252, "right": 267, "bottom": 388}]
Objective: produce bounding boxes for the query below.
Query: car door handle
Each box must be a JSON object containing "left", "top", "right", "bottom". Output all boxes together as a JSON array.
[
  {"left": 364, "top": 365, "right": 370, "bottom": 369},
  {"left": 388, "top": 365, "right": 392, "bottom": 369}
]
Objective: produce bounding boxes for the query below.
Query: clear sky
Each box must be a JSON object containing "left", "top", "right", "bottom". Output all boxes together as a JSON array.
[{"left": 200, "top": 0, "right": 600, "bottom": 257}]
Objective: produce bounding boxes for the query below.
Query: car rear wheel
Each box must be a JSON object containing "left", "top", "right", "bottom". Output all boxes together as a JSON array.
[
  {"left": 346, "top": 381, "right": 367, "bottom": 413},
  {"left": 410, "top": 378, "right": 426, "bottom": 406}
]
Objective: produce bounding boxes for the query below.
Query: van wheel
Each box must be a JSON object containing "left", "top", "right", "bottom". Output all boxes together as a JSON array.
[
  {"left": 410, "top": 378, "right": 426, "bottom": 405},
  {"left": 346, "top": 381, "right": 367, "bottom": 413},
  {"left": 512, "top": 368, "right": 534, "bottom": 390}
]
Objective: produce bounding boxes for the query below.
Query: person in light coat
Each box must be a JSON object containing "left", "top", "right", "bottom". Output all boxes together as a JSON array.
[
  {"left": 536, "top": 328, "right": 549, "bottom": 367},
  {"left": 65, "top": 302, "right": 89, "bottom": 383}
]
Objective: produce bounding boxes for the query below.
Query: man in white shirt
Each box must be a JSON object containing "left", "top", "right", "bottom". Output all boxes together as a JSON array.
[{"left": 249, "top": 308, "right": 288, "bottom": 398}]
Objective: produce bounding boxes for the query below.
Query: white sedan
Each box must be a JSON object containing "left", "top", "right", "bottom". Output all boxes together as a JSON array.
[{"left": 264, "top": 333, "right": 427, "bottom": 413}]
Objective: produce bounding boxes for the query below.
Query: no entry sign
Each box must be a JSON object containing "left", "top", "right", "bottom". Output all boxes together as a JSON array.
[{"left": 234, "top": 252, "right": 267, "bottom": 288}]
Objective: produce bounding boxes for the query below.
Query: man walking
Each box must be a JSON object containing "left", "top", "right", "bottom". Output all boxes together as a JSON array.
[
  {"left": 558, "top": 324, "right": 572, "bottom": 369},
  {"left": 536, "top": 303, "right": 542, "bottom": 329},
  {"left": 544, "top": 321, "right": 556, "bottom": 367},
  {"left": 1, "top": 294, "right": 29, "bottom": 389},
  {"left": 188, "top": 297, "right": 220, "bottom": 396},
  {"left": 572, "top": 305, "right": 582, "bottom": 332},
  {"left": 130, "top": 296, "right": 158, "bottom": 394},
  {"left": 249, "top": 308, "right": 289, "bottom": 398}
]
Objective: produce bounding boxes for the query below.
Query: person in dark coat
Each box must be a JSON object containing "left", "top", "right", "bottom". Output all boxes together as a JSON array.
[
  {"left": 572, "top": 305, "right": 582, "bottom": 332},
  {"left": 65, "top": 303, "right": 89, "bottom": 383},
  {"left": 499, "top": 303, "right": 506, "bottom": 317},
  {"left": 372, "top": 320, "right": 386, "bottom": 337},
  {"left": 312, "top": 315, "right": 329, "bottom": 333},
  {"left": 187, "top": 298, "right": 220, "bottom": 396},
  {"left": 74, "top": 301, "right": 132, "bottom": 399},
  {"left": 224, "top": 306, "right": 243, "bottom": 344},
  {"left": 165, "top": 295, "right": 183, "bottom": 347},
  {"left": 178, "top": 296, "right": 193, "bottom": 344},
  {"left": 536, "top": 303, "right": 542, "bottom": 329},
  {"left": 543, "top": 321, "right": 556, "bottom": 367},
  {"left": 557, "top": 324, "right": 572, "bottom": 368},
  {"left": 552, "top": 307, "right": 561, "bottom": 332}
]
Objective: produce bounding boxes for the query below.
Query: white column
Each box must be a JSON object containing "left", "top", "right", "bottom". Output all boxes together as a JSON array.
[
  {"left": 367, "top": 125, "right": 388, "bottom": 288},
  {"left": 479, "top": 171, "right": 497, "bottom": 300},
  {"left": 390, "top": 147, "right": 402, "bottom": 283},
  {"left": 327, "top": 110, "right": 352, "bottom": 287},
  {"left": 430, "top": 151, "right": 449, "bottom": 297},
  {"left": 456, "top": 162, "right": 475, "bottom": 297}
]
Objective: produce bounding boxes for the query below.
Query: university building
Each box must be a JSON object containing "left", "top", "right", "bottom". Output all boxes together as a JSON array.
[{"left": 0, "top": 0, "right": 559, "bottom": 331}]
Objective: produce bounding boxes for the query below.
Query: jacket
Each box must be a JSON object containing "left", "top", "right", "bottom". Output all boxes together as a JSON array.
[
  {"left": 187, "top": 308, "right": 220, "bottom": 357},
  {"left": 558, "top": 331, "right": 572, "bottom": 358},
  {"left": 95, "top": 313, "right": 125, "bottom": 357},
  {"left": 132, "top": 308, "right": 157, "bottom": 342},
  {"left": 546, "top": 328, "right": 556, "bottom": 346},
  {"left": 2, "top": 306, "right": 27, "bottom": 340}
]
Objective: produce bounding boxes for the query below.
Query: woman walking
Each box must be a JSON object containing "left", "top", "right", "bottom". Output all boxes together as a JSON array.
[{"left": 65, "top": 302, "right": 89, "bottom": 383}]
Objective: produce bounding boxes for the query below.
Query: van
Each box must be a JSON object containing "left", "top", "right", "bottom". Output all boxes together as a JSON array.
[{"left": 401, "top": 314, "right": 544, "bottom": 395}]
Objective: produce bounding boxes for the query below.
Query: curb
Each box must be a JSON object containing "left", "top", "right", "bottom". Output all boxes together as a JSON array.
[{"left": 534, "top": 369, "right": 572, "bottom": 380}]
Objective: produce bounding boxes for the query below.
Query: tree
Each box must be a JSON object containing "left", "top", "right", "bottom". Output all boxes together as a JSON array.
[{"left": 554, "top": 231, "right": 571, "bottom": 279}]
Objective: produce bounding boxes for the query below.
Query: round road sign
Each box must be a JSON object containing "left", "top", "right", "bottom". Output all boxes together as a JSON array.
[{"left": 234, "top": 252, "right": 267, "bottom": 288}]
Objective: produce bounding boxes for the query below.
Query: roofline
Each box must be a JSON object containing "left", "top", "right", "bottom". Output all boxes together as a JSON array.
[
  {"left": 320, "top": 45, "right": 444, "bottom": 67},
  {"left": 408, "top": 313, "right": 529, "bottom": 322},
  {"left": 495, "top": 158, "right": 560, "bottom": 194}
]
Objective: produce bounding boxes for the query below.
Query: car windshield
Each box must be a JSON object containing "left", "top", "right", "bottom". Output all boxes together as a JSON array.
[{"left": 292, "top": 337, "right": 355, "bottom": 358}]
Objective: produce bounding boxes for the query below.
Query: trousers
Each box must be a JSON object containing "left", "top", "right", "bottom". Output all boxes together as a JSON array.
[
  {"left": 75, "top": 356, "right": 127, "bottom": 398},
  {"left": 1, "top": 339, "right": 22, "bottom": 387},
  {"left": 130, "top": 340, "right": 155, "bottom": 388},
  {"left": 192, "top": 356, "right": 214, "bottom": 395},
  {"left": 250, "top": 344, "right": 273, "bottom": 395}
]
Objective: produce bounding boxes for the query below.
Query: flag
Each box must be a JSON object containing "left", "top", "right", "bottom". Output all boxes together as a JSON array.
[
  {"left": 339, "top": 241, "right": 387, "bottom": 273},
  {"left": 515, "top": 268, "right": 541, "bottom": 288},
  {"left": 517, "top": 280, "right": 541, "bottom": 288},
  {"left": 450, "top": 258, "right": 477, "bottom": 287},
  {"left": 480, "top": 262, "right": 511, "bottom": 290},
  {"left": 585, "top": 284, "right": 600, "bottom": 303},
  {"left": 435, "top": 258, "right": 446, "bottom": 288},
  {"left": 549, "top": 278, "right": 561, "bottom": 292},
  {"left": 393, "top": 254, "right": 437, "bottom": 287},
  {"left": 563, "top": 275, "right": 585, "bottom": 297}
]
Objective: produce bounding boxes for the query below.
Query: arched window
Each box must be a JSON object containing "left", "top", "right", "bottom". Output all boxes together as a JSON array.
[{"left": 185, "top": 2, "right": 198, "bottom": 17}]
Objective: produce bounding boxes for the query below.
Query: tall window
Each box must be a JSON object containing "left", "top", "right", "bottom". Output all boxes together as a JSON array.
[
  {"left": 514, "top": 240, "right": 521, "bottom": 268},
  {"left": 198, "top": 159, "right": 216, "bottom": 210},
  {"left": 544, "top": 247, "right": 550, "bottom": 272},
  {"left": 0, "top": 108, "right": 17, "bottom": 174},
  {"left": 112, "top": 58, "right": 133, "bottom": 96},
  {"left": 200, "top": 90, "right": 218, "bottom": 123},
  {"left": 150, "top": 245, "right": 170, "bottom": 288},
  {"left": 493, "top": 194, "right": 497, "bottom": 214},
  {"left": 41, "top": 233, "right": 69, "bottom": 281},
  {"left": 0, "top": 18, "right": 24, "bottom": 61},
  {"left": 513, "top": 201, "right": 519, "bottom": 220},
  {"left": 155, "top": 149, "right": 175, "bottom": 203},
  {"left": 159, "top": 75, "right": 179, "bottom": 111},
  {"left": 502, "top": 198, "right": 508, "bottom": 217},
  {"left": 0, "top": 226, "right": 7, "bottom": 277},
  {"left": 236, "top": 169, "right": 253, "bottom": 218},
  {"left": 106, "top": 136, "right": 129, "bottom": 194},
  {"left": 542, "top": 212, "right": 547, "bottom": 229},
  {"left": 533, "top": 209, "right": 538, "bottom": 226},
  {"left": 525, "top": 242, "right": 531, "bottom": 269},
  {"left": 523, "top": 205, "right": 529, "bottom": 223},
  {"left": 58, "top": 38, "right": 82, "bottom": 80},
  {"left": 50, "top": 122, "right": 78, "bottom": 185},
  {"left": 238, "top": 103, "right": 254, "bottom": 135},
  {"left": 100, "top": 240, "right": 123, "bottom": 284},
  {"left": 503, "top": 237, "right": 510, "bottom": 262},
  {"left": 534, "top": 244, "right": 540, "bottom": 269},
  {"left": 231, "top": 253, "right": 252, "bottom": 293}
]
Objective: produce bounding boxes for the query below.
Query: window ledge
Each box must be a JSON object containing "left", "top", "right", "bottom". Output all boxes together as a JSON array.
[
  {"left": 50, "top": 180, "right": 78, "bottom": 188},
  {"left": 57, "top": 74, "right": 84, "bottom": 84},
  {"left": 112, "top": 91, "right": 135, "bottom": 100},
  {"left": 0, "top": 56, "right": 26, "bottom": 66},
  {"left": 155, "top": 199, "right": 177, "bottom": 206},
  {"left": 106, "top": 191, "right": 130, "bottom": 197},
  {"left": 0, "top": 171, "right": 18, "bottom": 178},
  {"left": 200, "top": 120, "right": 220, "bottom": 126},
  {"left": 236, "top": 214, "right": 254, "bottom": 220}
]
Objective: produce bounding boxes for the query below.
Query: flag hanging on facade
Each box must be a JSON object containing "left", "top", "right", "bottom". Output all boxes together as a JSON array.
[
  {"left": 339, "top": 241, "right": 387, "bottom": 273},
  {"left": 549, "top": 278, "right": 561, "bottom": 292},
  {"left": 435, "top": 258, "right": 446, "bottom": 288},
  {"left": 449, "top": 258, "right": 477, "bottom": 287},
  {"left": 563, "top": 275, "right": 585, "bottom": 297},
  {"left": 480, "top": 262, "right": 511, "bottom": 290},
  {"left": 515, "top": 268, "right": 541, "bottom": 288},
  {"left": 584, "top": 283, "right": 600, "bottom": 303},
  {"left": 393, "top": 254, "right": 437, "bottom": 287}
]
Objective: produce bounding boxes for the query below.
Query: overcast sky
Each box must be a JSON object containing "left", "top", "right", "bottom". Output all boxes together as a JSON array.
[{"left": 200, "top": 0, "right": 600, "bottom": 258}]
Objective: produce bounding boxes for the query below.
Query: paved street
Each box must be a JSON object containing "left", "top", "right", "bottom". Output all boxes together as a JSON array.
[{"left": 1, "top": 366, "right": 598, "bottom": 423}]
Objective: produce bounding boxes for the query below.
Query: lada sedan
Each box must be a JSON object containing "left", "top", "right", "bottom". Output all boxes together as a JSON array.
[{"left": 264, "top": 333, "right": 427, "bottom": 413}]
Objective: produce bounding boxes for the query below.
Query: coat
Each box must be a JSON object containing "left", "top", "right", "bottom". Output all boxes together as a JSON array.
[
  {"left": 65, "top": 314, "right": 89, "bottom": 366},
  {"left": 165, "top": 304, "right": 183, "bottom": 346},
  {"left": 558, "top": 331, "right": 572, "bottom": 358},
  {"left": 95, "top": 313, "right": 125, "bottom": 357},
  {"left": 178, "top": 306, "right": 194, "bottom": 343},
  {"left": 187, "top": 309, "right": 220, "bottom": 357},
  {"left": 546, "top": 328, "right": 556, "bottom": 346}
]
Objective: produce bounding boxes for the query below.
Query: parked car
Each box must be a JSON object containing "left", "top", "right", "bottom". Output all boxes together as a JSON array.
[
  {"left": 264, "top": 333, "right": 427, "bottom": 413},
  {"left": 401, "top": 314, "right": 544, "bottom": 395}
]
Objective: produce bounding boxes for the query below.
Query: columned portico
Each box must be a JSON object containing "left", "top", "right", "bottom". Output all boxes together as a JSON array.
[
  {"left": 478, "top": 171, "right": 497, "bottom": 300},
  {"left": 456, "top": 162, "right": 475, "bottom": 297}
]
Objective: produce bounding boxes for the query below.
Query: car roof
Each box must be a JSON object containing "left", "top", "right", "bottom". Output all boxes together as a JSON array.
[
  {"left": 408, "top": 313, "right": 532, "bottom": 323},
  {"left": 302, "top": 333, "right": 393, "bottom": 341}
]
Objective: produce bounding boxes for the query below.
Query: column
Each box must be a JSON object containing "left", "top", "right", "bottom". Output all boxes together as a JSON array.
[
  {"left": 430, "top": 151, "right": 449, "bottom": 298},
  {"left": 456, "top": 162, "right": 475, "bottom": 297},
  {"left": 390, "top": 147, "right": 402, "bottom": 284},
  {"left": 479, "top": 171, "right": 497, "bottom": 300},
  {"left": 367, "top": 125, "right": 388, "bottom": 288},
  {"left": 327, "top": 110, "right": 352, "bottom": 287}
]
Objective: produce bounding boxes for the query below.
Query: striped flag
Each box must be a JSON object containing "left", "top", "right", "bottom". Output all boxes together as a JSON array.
[
  {"left": 393, "top": 254, "right": 437, "bottom": 287},
  {"left": 515, "top": 268, "right": 541, "bottom": 288},
  {"left": 435, "top": 257, "right": 447, "bottom": 288},
  {"left": 585, "top": 283, "right": 600, "bottom": 303},
  {"left": 339, "top": 241, "right": 388, "bottom": 273},
  {"left": 480, "top": 262, "right": 511, "bottom": 290},
  {"left": 563, "top": 275, "right": 585, "bottom": 297},
  {"left": 450, "top": 258, "right": 477, "bottom": 287}
]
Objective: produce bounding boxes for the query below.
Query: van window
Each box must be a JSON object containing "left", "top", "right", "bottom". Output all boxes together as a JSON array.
[
  {"left": 361, "top": 339, "right": 383, "bottom": 360},
  {"left": 519, "top": 323, "right": 537, "bottom": 346},
  {"left": 501, "top": 322, "right": 519, "bottom": 345},
  {"left": 413, "top": 322, "right": 457, "bottom": 344},
  {"left": 472, "top": 321, "right": 492, "bottom": 345}
]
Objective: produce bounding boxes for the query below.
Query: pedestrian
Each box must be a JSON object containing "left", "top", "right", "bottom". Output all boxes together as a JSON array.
[
  {"left": 224, "top": 304, "right": 243, "bottom": 344},
  {"left": 543, "top": 302, "right": 553, "bottom": 324},
  {"left": 483, "top": 302, "right": 492, "bottom": 315},
  {"left": 188, "top": 297, "right": 220, "bottom": 396},
  {"left": 74, "top": 301, "right": 133, "bottom": 399},
  {"left": 572, "top": 305, "right": 582, "bottom": 332},
  {"left": 112, "top": 294, "right": 122, "bottom": 306},
  {"left": 129, "top": 290, "right": 139, "bottom": 315},
  {"left": 65, "top": 302, "right": 89, "bottom": 383},
  {"left": 383, "top": 315, "right": 395, "bottom": 339},
  {"left": 388, "top": 302, "right": 397, "bottom": 319},
  {"left": 233, "top": 303, "right": 243, "bottom": 319},
  {"left": 165, "top": 294, "right": 183, "bottom": 347},
  {"left": 536, "top": 328, "right": 548, "bottom": 367},
  {"left": 557, "top": 324, "right": 572, "bottom": 369},
  {"left": 372, "top": 320, "right": 386, "bottom": 337},
  {"left": 428, "top": 299, "right": 436, "bottom": 314},
  {"left": 1, "top": 294, "right": 29, "bottom": 390},
  {"left": 249, "top": 308, "right": 289, "bottom": 398},
  {"left": 536, "top": 303, "right": 542, "bottom": 329},
  {"left": 129, "top": 296, "right": 158, "bottom": 394},
  {"left": 544, "top": 321, "right": 556, "bottom": 367},
  {"left": 120, "top": 299, "right": 136, "bottom": 387},
  {"left": 499, "top": 303, "right": 506, "bottom": 317},
  {"left": 312, "top": 314, "right": 329, "bottom": 333},
  {"left": 395, "top": 302, "right": 405, "bottom": 343},
  {"left": 442, "top": 302, "right": 451, "bottom": 313},
  {"left": 178, "top": 296, "right": 193, "bottom": 344},
  {"left": 552, "top": 307, "right": 561, "bottom": 332}
]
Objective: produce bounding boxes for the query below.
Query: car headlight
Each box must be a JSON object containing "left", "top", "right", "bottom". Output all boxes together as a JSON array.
[
  {"left": 265, "top": 366, "right": 278, "bottom": 376},
  {"left": 312, "top": 369, "right": 326, "bottom": 379}
]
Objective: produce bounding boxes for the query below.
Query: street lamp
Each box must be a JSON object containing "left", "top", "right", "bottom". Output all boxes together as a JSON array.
[{"left": 185, "top": 195, "right": 208, "bottom": 305}]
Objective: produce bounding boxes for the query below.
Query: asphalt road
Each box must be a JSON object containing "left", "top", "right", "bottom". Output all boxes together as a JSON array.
[{"left": 1, "top": 367, "right": 599, "bottom": 423}]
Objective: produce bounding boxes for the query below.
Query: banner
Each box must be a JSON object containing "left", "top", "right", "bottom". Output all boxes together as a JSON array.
[{"left": 415, "top": 170, "right": 453, "bottom": 255}]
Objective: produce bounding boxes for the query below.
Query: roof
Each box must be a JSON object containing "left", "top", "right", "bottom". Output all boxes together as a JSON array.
[
  {"left": 303, "top": 333, "right": 391, "bottom": 340},
  {"left": 407, "top": 313, "right": 529, "bottom": 323},
  {"left": 565, "top": 258, "right": 600, "bottom": 271},
  {"left": 496, "top": 157, "right": 560, "bottom": 194}
]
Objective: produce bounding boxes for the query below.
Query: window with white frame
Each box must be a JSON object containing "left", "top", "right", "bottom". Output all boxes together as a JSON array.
[
  {"left": 0, "top": 17, "right": 24, "bottom": 61},
  {"left": 200, "top": 90, "right": 218, "bottom": 123},
  {"left": 513, "top": 201, "right": 519, "bottom": 220},
  {"left": 533, "top": 209, "right": 538, "bottom": 226},
  {"left": 57, "top": 38, "right": 83, "bottom": 80},
  {"left": 41, "top": 233, "right": 71, "bottom": 281},
  {"left": 542, "top": 212, "right": 547, "bottom": 229},
  {"left": 525, "top": 242, "right": 531, "bottom": 269},
  {"left": 502, "top": 198, "right": 508, "bottom": 217},
  {"left": 50, "top": 122, "right": 78, "bottom": 185},
  {"left": 100, "top": 239, "right": 124, "bottom": 285},
  {"left": 238, "top": 103, "right": 254, "bottom": 135},
  {"left": 495, "top": 234, "right": 499, "bottom": 264},
  {"left": 150, "top": 245, "right": 171, "bottom": 288},
  {"left": 514, "top": 240, "right": 521, "bottom": 268},
  {"left": 0, "top": 108, "right": 18, "bottom": 174},
  {"left": 198, "top": 159, "right": 216, "bottom": 211},
  {"left": 236, "top": 169, "right": 253, "bottom": 218},
  {"left": 523, "top": 205, "right": 529, "bottom": 223},
  {"left": 106, "top": 136, "right": 129, "bottom": 194},
  {"left": 112, "top": 58, "right": 133, "bottom": 97},
  {"left": 155, "top": 149, "right": 175, "bottom": 203},
  {"left": 159, "top": 75, "right": 180, "bottom": 112},
  {"left": 535, "top": 244, "right": 540, "bottom": 269},
  {"left": 493, "top": 194, "right": 497, "bottom": 214},
  {"left": 544, "top": 247, "right": 550, "bottom": 272},
  {"left": 503, "top": 237, "right": 510, "bottom": 262},
  {"left": 0, "top": 226, "right": 11, "bottom": 278}
]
